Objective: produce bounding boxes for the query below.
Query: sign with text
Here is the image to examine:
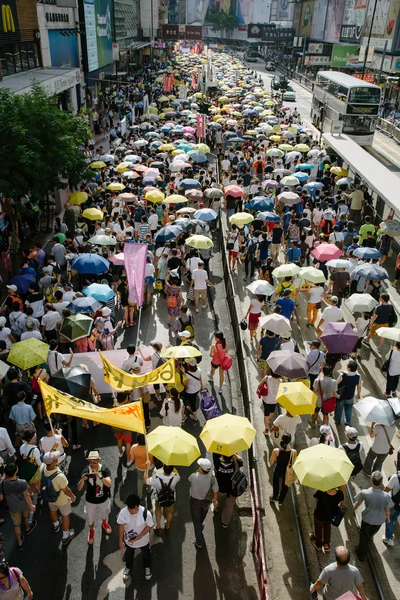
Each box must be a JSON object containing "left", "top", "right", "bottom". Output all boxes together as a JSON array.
[
  {"left": 340, "top": 0, "right": 368, "bottom": 43},
  {"left": 161, "top": 24, "right": 202, "bottom": 40},
  {"left": 84, "top": 0, "right": 113, "bottom": 72},
  {"left": 196, "top": 114, "right": 206, "bottom": 139}
]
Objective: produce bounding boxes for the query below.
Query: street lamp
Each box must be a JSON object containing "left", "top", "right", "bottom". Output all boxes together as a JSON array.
[{"left": 361, "top": 0, "right": 378, "bottom": 80}]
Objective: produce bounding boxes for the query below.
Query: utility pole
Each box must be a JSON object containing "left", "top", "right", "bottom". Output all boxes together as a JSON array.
[
  {"left": 362, "top": 0, "right": 377, "bottom": 80},
  {"left": 377, "top": 40, "right": 388, "bottom": 84},
  {"left": 301, "top": 35, "right": 306, "bottom": 73}
]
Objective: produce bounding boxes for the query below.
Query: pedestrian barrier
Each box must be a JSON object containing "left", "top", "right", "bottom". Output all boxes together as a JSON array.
[{"left": 250, "top": 467, "right": 269, "bottom": 600}]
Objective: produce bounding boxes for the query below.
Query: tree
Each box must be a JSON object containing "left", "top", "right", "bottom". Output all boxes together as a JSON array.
[
  {"left": 206, "top": 8, "right": 238, "bottom": 35},
  {"left": 0, "top": 83, "right": 91, "bottom": 202}
]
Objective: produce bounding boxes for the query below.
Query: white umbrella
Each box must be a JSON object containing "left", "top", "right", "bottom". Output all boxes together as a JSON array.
[
  {"left": 326, "top": 259, "right": 353, "bottom": 269},
  {"left": 277, "top": 192, "right": 300, "bottom": 205},
  {"left": 258, "top": 313, "right": 292, "bottom": 334},
  {"left": 354, "top": 397, "right": 395, "bottom": 426},
  {"left": 376, "top": 327, "right": 400, "bottom": 342},
  {"left": 345, "top": 294, "right": 378, "bottom": 313},
  {"left": 133, "top": 139, "right": 148, "bottom": 147},
  {"left": 298, "top": 267, "right": 326, "bottom": 284},
  {"left": 285, "top": 151, "right": 302, "bottom": 163},
  {"left": 272, "top": 264, "right": 301, "bottom": 278},
  {"left": 246, "top": 280, "right": 275, "bottom": 296}
]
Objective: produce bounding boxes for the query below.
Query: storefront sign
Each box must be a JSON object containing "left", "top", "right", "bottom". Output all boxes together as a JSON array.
[
  {"left": 308, "top": 43, "right": 323, "bottom": 54},
  {"left": 40, "top": 69, "right": 81, "bottom": 96},
  {"left": 160, "top": 25, "right": 202, "bottom": 40},
  {"left": 196, "top": 114, "right": 206, "bottom": 139},
  {"left": 306, "top": 55, "right": 331, "bottom": 66},
  {"left": 112, "top": 42, "right": 119, "bottom": 61},
  {"left": 330, "top": 44, "right": 359, "bottom": 68}
]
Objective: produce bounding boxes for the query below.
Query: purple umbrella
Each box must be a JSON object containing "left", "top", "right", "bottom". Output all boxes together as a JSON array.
[
  {"left": 267, "top": 350, "right": 309, "bottom": 379},
  {"left": 320, "top": 322, "right": 359, "bottom": 354}
]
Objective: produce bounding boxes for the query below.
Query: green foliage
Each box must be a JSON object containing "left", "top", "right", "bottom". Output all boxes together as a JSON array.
[
  {"left": 206, "top": 8, "right": 238, "bottom": 32},
  {"left": 0, "top": 83, "right": 91, "bottom": 200}
]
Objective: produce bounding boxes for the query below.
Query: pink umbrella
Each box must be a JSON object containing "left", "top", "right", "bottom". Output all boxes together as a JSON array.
[
  {"left": 185, "top": 133, "right": 196, "bottom": 139},
  {"left": 311, "top": 243, "right": 343, "bottom": 261},
  {"left": 183, "top": 126, "right": 195, "bottom": 134},
  {"left": 109, "top": 253, "right": 125, "bottom": 266},
  {"left": 262, "top": 179, "right": 280, "bottom": 188},
  {"left": 224, "top": 185, "right": 244, "bottom": 198}
]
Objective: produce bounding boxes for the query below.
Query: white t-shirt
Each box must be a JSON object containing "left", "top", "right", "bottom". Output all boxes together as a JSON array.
[
  {"left": 19, "top": 443, "right": 42, "bottom": 467},
  {"left": 319, "top": 306, "right": 344, "bottom": 330},
  {"left": 117, "top": 505, "right": 154, "bottom": 548},
  {"left": 221, "top": 159, "right": 230, "bottom": 171},
  {"left": 146, "top": 470, "right": 180, "bottom": 500},
  {"left": 185, "top": 368, "right": 202, "bottom": 393},
  {"left": 192, "top": 268, "right": 208, "bottom": 290},
  {"left": 40, "top": 434, "right": 66, "bottom": 463},
  {"left": 21, "top": 331, "right": 42, "bottom": 341},
  {"left": 148, "top": 214, "right": 158, "bottom": 230},
  {"left": 386, "top": 472, "right": 400, "bottom": 496},
  {"left": 53, "top": 301, "right": 70, "bottom": 316},
  {"left": 387, "top": 348, "right": 400, "bottom": 376},
  {"left": 309, "top": 287, "right": 324, "bottom": 304},
  {"left": 273, "top": 413, "right": 301, "bottom": 446},
  {"left": 312, "top": 208, "right": 323, "bottom": 225},
  {"left": 42, "top": 311, "right": 60, "bottom": 331},
  {"left": 122, "top": 355, "right": 143, "bottom": 372},
  {"left": 329, "top": 231, "right": 344, "bottom": 244},
  {"left": 161, "top": 398, "right": 184, "bottom": 427},
  {"left": 145, "top": 263, "right": 155, "bottom": 278},
  {"left": 47, "top": 350, "right": 64, "bottom": 376},
  {"left": 260, "top": 376, "right": 281, "bottom": 405},
  {"left": 0, "top": 327, "right": 12, "bottom": 349},
  {"left": 186, "top": 257, "right": 202, "bottom": 273},
  {"left": 250, "top": 299, "right": 263, "bottom": 314}
]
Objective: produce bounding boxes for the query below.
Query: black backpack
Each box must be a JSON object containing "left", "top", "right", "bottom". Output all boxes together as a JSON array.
[
  {"left": 157, "top": 476, "right": 175, "bottom": 507},
  {"left": 391, "top": 475, "right": 400, "bottom": 511},
  {"left": 343, "top": 442, "right": 363, "bottom": 476}
]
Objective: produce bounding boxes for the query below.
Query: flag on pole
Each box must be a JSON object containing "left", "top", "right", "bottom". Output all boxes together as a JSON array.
[
  {"left": 100, "top": 353, "right": 176, "bottom": 392},
  {"left": 124, "top": 242, "right": 147, "bottom": 307},
  {"left": 39, "top": 380, "right": 146, "bottom": 434}
]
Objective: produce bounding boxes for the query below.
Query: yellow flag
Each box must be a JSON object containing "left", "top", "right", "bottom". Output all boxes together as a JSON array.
[
  {"left": 100, "top": 353, "right": 176, "bottom": 392},
  {"left": 39, "top": 381, "right": 145, "bottom": 434}
]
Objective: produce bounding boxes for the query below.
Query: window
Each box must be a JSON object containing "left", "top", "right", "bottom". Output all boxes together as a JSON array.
[
  {"left": 0, "top": 42, "right": 40, "bottom": 76},
  {"left": 348, "top": 87, "right": 381, "bottom": 104},
  {"left": 343, "top": 115, "right": 376, "bottom": 135}
]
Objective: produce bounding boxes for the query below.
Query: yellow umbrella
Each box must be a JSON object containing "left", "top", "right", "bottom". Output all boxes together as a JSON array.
[
  {"left": 82, "top": 208, "right": 103, "bottom": 221},
  {"left": 245, "top": 130, "right": 258, "bottom": 136},
  {"left": 186, "top": 235, "right": 213, "bottom": 249},
  {"left": 116, "top": 162, "right": 131, "bottom": 173},
  {"left": 161, "top": 346, "right": 202, "bottom": 359},
  {"left": 146, "top": 190, "right": 165, "bottom": 203},
  {"left": 200, "top": 414, "right": 256, "bottom": 456},
  {"left": 279, "top": 144, "right": 294, "bottom": 152},
  {"left": 294, "top": 144, "right": 310, "bottom": 153},
  {"left": 264, "top": 100, "right": 275, "bottom": 107},
  {"left": 164, "top": 194, "right": 188, "bottom": 204},
  {"left": 148, "top": 106, "right": 158, "bottom": 114},
  {"left": 293, "top": 445, "right": 354, "bottom": 492},
  {"left": 8, "top": 338, "right": 50, "bottom": 370},
  {"left": 155, "top": 78, "right": 164, "bottom": 85},
  {"left": 106, "top": 182, "right": 125, "bottom": 191},
  {"left": 263, "top": 110, "right": 275, "bottom": 116},
  {"left": 146, "top": 426, "right": 200, "bottom": 466},
  {"left": 229, "top": 213, "right": 254, "bottom": 227},
  {"left": 269, "top": 135, "right": 281, "bottom": 142},
  {"left": 172, "top": 149, "right": 185, "bottom": 156},
  {"left": 330, "top": 166, "right": 348, "bottom": 176},
  {"left": 276, "top": 382, "right": 317, "bottom": 416},
  {"left": 159, "top": 144, "right": 176, "bottom": 152},
  {"left": 90, "top": 161, "right": 106, "bottom": 169},
  {"left": 68, "top": 191, "right": 88, "bottom": 206},
  {"left": 194, "top": 143, "right": 210, "bottom": 154}
]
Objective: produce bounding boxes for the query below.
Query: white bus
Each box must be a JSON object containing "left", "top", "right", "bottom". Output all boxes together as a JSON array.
[{"left": 311, "top": 71, "right": 381, "bottom": 147}]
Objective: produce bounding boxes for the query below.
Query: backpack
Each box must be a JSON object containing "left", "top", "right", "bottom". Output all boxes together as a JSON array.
[
  {"left": 342, "top": 442, "right": 363, "bottom": 476},
  {"left": 230, "top": 460, "right": 248, "bottom": 498},
  {"left": 40, "top": 466, "right": 61, "bottom": 503},
  {"left": 388, "top": 306, "right": 398, "bottom": 328},
  {"left": 179, "top": 316, "right": 194, "bottom": 340},
  {"left": 391, "top": 475, "right": 400, "bottom": 511},
  {"left": 16, "top": 447, "right": 37, "bottom": 482},
  {"left": 343, "top": 229, "right": 354, "bottom": 247},
  {"left": 256, "top": 161, "right": 263, "bottom": 174},
  {"left": 279, "top": 283, "right": 292, "bottom": 297},
  {"left": 167, "top": 295, "right": 177, "bottom": 308},
  {"left": 156, "top": 476, "right": 175, "bottom": 507},
  {"left": 247, "top": 239, "right": 258, "bottom": 256},
  {"left": 232, "top": 155, "right": 239, "bottom": 166}
]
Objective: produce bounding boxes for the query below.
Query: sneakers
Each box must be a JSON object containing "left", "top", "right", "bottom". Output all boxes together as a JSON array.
[
  {"left": 382, "top": 536, "right": 395, "bottom": 547},
  {"left": 53, "top": 522, "right": 61, "bottom": 533},
  {"left": 310, "top": 535, "right": 322, "bottom": 551},
  {"left": 88, "top": 528, "right": 95, "bottom": 545},
  {"left": 102, "top": 521, "right": 112, "bottom": 535},
  {"left": 123, "top": 567, "right": 131, "bottom": 581},
  {"left": 126, "top": 460, "right": 133, "bottom": 467},
  {"left": 144, "top": 567, "right": 152, "bottom": 581},
  {"left": 62, "top": 529, "right": 75, "bottom": 546},
  {"left": 25, "top": 520, "right": 37, "bottom": 536},
  {"left": 323, "top": 544, "right": 330, "bottom": 553},
  {"left": 17, "top": 537, "right": 24, "bottom": 551},
  {"left": 207, "top": 371, "right": 212, "bottom": 379},
  {"left": 269, "top": 496, "right": 279, "bottom": 503},
  {"left": 118, "top": 450, "right": 124, "bottom": 458}
]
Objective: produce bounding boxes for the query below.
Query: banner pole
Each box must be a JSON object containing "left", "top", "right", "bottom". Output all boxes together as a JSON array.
[{"left": 135, "top": 305, "right": 143, "bottom": 349}]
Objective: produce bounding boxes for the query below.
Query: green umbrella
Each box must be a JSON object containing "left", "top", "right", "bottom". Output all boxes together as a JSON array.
[{"left": 60, "top": 314, "right": 93, "bottom": 342}]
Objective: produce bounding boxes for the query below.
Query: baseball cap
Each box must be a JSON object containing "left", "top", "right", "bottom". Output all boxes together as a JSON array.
[
  {"left": 330, "top": 295, "right": 339, "bottom": 303},
  {"left": 185, "top": 358, "right": 197, "bottom": 366},
  {"left": 197, "top": 458, "right": 212, "bottom": 472},
  {"left": 281, "top": 332, "right": 291, "bottom": 339},
  {"left": 0, "top": 317, "right": 6, "bottom": 328},
  {"left": 102, "top": 307, "right": 111, "bottom": 317},
  {"left": 87, "top": 450, "right": 100, "bottom": 460},
  {"left": 178, "top": 331, "right": 191, "bottom": 339},
  {"left": 309, "top": 340, "right": 321, "bottom": 347},
  {"left": 345, "top": 426, "right": 358, "bottom": 441},
  {"left": 43, "top": 451, "right": 60, "bottom": 465},
  {"left": 320, "top": 425, "right": 331, "bottom": 435},
  {"left": 131, "top": 363, "right": 141, "bottom": 371},
  {"left": 7, "top": 285, "right": 17, "bottom": 292}
]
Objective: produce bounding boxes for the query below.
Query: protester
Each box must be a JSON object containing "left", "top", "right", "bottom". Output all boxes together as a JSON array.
[
  {"left": 188, "top": 458, "right": 218, "bottom": 549},
  {"left": 310, "top": 546, "right": 367, "bottom": 599},
  {"left": 145, "top": 464, "right": 180, "bottom": 534},
  {"left": 117, "top": 494, "right": 153, "bottom": 582},
  {"left": 269, "top": 433, "right": 296, "bottom": 506}
]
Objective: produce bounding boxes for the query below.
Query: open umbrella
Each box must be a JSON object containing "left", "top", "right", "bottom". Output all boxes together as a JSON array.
[
  {"left": 376, "top": 327, "right": 400, "bottom": 342},
  {"left": 186, "top": 235, "right": 213, "bottom": 250},
  {"left": 200, "top": 414, "right": 256, "bottom": 456},
  {"left": 204, "top": 188, "right": 224, "bottom": 199},
  {"left": 325, "top": 259, "right": 352, "bottom": 269},
  {"left": 276, "top": 382, "right": 317, "bottom": 416},
  {"left": 88, "top": 235, "right": 117, "bottom": 246},
  {"left": 272, "top": 264, "right": 301, "bottom": 278},
  {"left": 311, "top": 243, "right": 342, "bottom": 261},
  {"left": 164, "top": 194, "right": 188, "bottom": 204},
  {"left": 161, "top": 346, "right": 202, "bottom": 359},
  {"left": 8, "top": 338, "right": 49, "bottom": 370},
  {"left": 146, "top": 426, "right": 200, "bottom": 466},
  {"left": 250, "top": 198, "right": 274, "bottom": 212},
  {"left": 353, "top": 396, "right": 395, "bottom": 426},
  {"left": 178, "top": 179, "right": 201, "bottom": 190},
  {"left": 345, "top": 294, "right": 378, "bottom": 314},
  {"left": 67, "top": 297, "right": 102, "bottom": 315},
  {"left": 293, "top": 445, "right": 354, "bottom": 491},
  {"left": 106, "top": 182, "right": 125, "bottom": 192},
  {"left": 304, "top": 182, "right": 324, "bottom": 191},
  {"left": 224, "top": 185, "right": 244, "bottom": 198},
  {"left": 281, "top": 176, "right": 300, "bottom": 186},
  {"left": 277, "top": 192, "right": 300, "bottom": 205},
  {"left": 49, "top": 366, "right": 91, "bottom": 400},
  {"left": 257, "top": 211, "right": 281, "bottom": 223},
  {"left": 298, "top": 267, "right": 326, "bottom": 284},
  {"left": 68, "top": 191, "right": 88, "bottom": 206},
  {"left": 176, "top": 207, "right": 197, "bottom": 215},
  {"left": 267, "top": 350, "right": 309, "bottom": 379},
  {"left": 60, "top": 314, "right": 93, "bottom": 342},
  {"left": 146, "top": 190, "right": 165, "bottom": 203},
  {"left": 258, "top": 313, "right": 291, "bottom": 334},
  {"left": 7, "top": 275, "right": 36, "bottom": 295},
  {"left": 229, "top": 213, "right": 254, "bottom": 227},
  {"left": 320, "top": 322, "right": 359, "bottom": 354},
  {"left": 246, "top": 280, "right": 275, "bottom": 296},
  {"left": 90, "top": 161, "right": 106, "bottom": 169},
  {"left": 194, "top": 209, "right": 218, "bottom": 222},
  {"left": 82, "top": 208, "right": 104, "bottom": 221},
  {"left": 379, "top": 220, "right": 400, "bottom": 237},
  {"left": 154, "top": 226, "right": 183, "bottom": 243},
  {"left": 83, "top": 283, "right": 115, "bottom": 303},
  {"left": 352, "top": 247, "right": 382, "bottom": 260},
  {"left": 352, "top": 264, "right": 388, "bottom": 281},
  {"left": 72, "top": 254, "right": 110, "bottom": 275}
]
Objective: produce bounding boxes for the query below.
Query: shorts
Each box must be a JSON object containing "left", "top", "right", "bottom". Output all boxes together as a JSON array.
[
  {"left": 263, "top": 402, "right": 276, "bottom": 417},
  {"left": 314, "top": 405, "right": 330, "bottom": 416},
  {"left": 10, "top": 507, "right": 30, "bottom": 527},
  {"left": 370, "top": 323, "right": 388, "bottom": 337},
  {"left": 258, "top": 359, "right": 268, "bottom": 372},
  {"left": 145, "top": 282, "right": 154, "bottom": 294},
  {"left": 270, "top": 243, "right": 280, "bottom": 255},
  {"left": 194, "top": 289, "right": 207, "bottom": 303},
  {"left": 248, "top": 312, "right": 261, "bottom": 331},
  {"left": 85, "top": 499, "right": 110, "bottom": 524},
  {"left": 155, "top": 502, "right": 175, "bottom": 516},
  {"left": 211, "top": 362, "right": 221, "bottom": 370},
  {"left": 114, "top": 432, "right": 132, "bottom": 444},
  {"left": 228, "top": 251, "right": 239, "bottom": 258},
  {"left": 48, "top": 499, "right": 71, "bottom": 516}
]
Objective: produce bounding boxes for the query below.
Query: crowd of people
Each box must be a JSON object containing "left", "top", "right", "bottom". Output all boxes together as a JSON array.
[{"left": 0, "top": 46, "right": 398, "bottom": 599}]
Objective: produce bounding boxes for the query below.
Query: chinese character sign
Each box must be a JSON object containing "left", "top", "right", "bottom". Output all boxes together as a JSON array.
[{"left": 196, "top": 114, "right": 206, "bottom": 139}]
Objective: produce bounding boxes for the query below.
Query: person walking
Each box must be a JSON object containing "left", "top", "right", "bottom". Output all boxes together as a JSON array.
[
  {"left": 0, "top": 462, "right": 36, "bottom": 551},
  {"left": 244, "top": 294, "right": 265, "bottom": 343},
  {"left": 256, "top": 330, "right": 280, "bottom": 378},
  {"left": 208, "top": 332, "right": 230, "bottom": 392},
  {"left": 382, "top": 468, "right": 400, "bottom": 546},
  {"left": 363, "top": 421, "right": 396, "bottom": 476},
  {"left": 365, "top": 293, "right": 394, "bottom": 347},
  {"left": 257, "top": 371, "right": 281, "bottom": 435},
  {"left": 145, "top": 464, "right": 180, "bottom": 535},
  {"left": 159, "top": 388, "right": 184, "bottom": 427},
  {"left": 334, "top": 360, "right": 361, "bottom": 426},
  {"left": 306, "top": 283, "right": 324, "bottom": 326},
  {"left": 117, "top": 493, "right": 154, "bottom": 582},
  {"left": 184, "top": 359, "right": 203, "bottom": 421},
  {"left": 189, "top": 261, "right": 215, "bottom": 313},
  {"left": 310, "top": 546, "right": 367, "bottom": 600},
  {"left": 213, "top": 453, "right": 243, "bottom": 528},
  {"left": 384, "top": 341, "right": 400, "bottom": 397},
  {"left": 306, "top": 340, "right": 325, "bottom": 390},
  {"left": 9, "top": 391, "right": 36, "bottom": 444},
  {"left": 77, "top": 450, "right": 112, "bottom": 545},
  {"left": 353, "top": 471, "right": 393, "bottom": 561},
  {"left": 310, "top": 487, "right": 345, "bottom": 553},
  {"left": 311, "top": 366, "right": 338, "bottom": 427},
  {"left": 188, "top": 458, "right": 218, "bottom": 549},
  {"left": 0, "top": 563, "right": 33, "bottom": 599},
  {"left": 129, "top": 434, "right": 153, "bottom": 499},
  {"left": 268, "top": 433, "right": 297, "bottom": 506}
]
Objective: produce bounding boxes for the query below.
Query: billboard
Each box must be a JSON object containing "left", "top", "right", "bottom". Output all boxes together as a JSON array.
[
  {"left": 48, "top": 29, "right": 79, "bottom": 68},
  {"left": 299, "top": 0, "right": 314, "bottom": 37},
  {"left": 324, "top": 0, "right": 345, "bottom": 42},
  {"left": 362, "top": 0, "right": 400, "bottom": 51},
  {"left": 270, "top": 0, "right": 294, "bottom": 23},
  {"left": 84, "top": 0, "right": 113, "bottom": 72},
  {"left": 310, "top": 0, "right": 328, "bottom": 40},
  {"left": 340, "top": 0, "right": 368, "bottom": 43},
  {"left": 331, "top": 43, "right": 359, "bottom": 67},
  {"left": 0, "top": 0, "right": 21, "bottom": 43}
]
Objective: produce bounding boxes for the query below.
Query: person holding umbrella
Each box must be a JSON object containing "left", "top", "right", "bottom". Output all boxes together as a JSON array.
[
  {"left": 365, "top": 293, "right": 394, "bottom": 348},
  {"left": 363, "top": 420, "right": 396, "bottom": 477},
  {"left": 310, "top": 486, "right": 345, "bottom": 553},
  {"left": 385, "top": 341, "right": 400, "bottom": 397},
  {"left": 243, "top": 294, "right": 265, "bottom": 343},
  {"left": 310, "top": 366, "right": 338, "bottom": 427}
]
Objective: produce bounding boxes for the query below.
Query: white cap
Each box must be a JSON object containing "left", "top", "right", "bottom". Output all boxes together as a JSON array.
[
  {"left": 178, "top": 331, "right": 191, "bottom": 339},
  {"left": 7, "top": 285, "right": 17, "bottom": 292},
  {"left": 320, "top": 425, "right": 331, "bottom": 435},
  {"left": 345, "top": 426, "right": 358, "bottom": 441},
  {"left": 197, "top": 458, "right": 212, "bottom": 472},
  {"left": 102, "top": 307, "right": 111, "bottom": 316}
]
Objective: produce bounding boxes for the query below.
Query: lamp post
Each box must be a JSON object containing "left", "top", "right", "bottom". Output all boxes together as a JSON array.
[{"left": 361, "top": 0, "right": 377, "bottom": 80}]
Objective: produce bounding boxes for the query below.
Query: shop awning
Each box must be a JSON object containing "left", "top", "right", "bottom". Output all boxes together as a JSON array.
[{"left": 0, "top": 67, "right": 81, "bottom": 96}]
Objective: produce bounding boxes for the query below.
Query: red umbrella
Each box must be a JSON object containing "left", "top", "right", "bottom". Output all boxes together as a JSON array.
[
  {"left": 311, "top": 243, "right": 342, "bottom": 261},
  {"left": 224, "top": 185, "right": 244, "bottom": 198},
  {"left": 320, "top": 322, "right": 359, "bottom": 354}
]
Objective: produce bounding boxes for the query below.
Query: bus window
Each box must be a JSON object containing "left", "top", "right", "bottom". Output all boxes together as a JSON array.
[
  {"left": 342, "top": 115, "right": 376, "bottom": 135},
  {"left": 348, "top": 87, "right": 381, "bottom": 104}
]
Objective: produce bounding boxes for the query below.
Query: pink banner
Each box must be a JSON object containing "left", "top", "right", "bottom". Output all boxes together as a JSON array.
[{"left": 124, "top": 243, "right": 147, "bottom": 307}]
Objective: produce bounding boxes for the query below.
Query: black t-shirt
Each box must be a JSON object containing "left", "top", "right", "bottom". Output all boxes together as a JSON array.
[
  {"left": 81, "top": 465, "right": 111, "bottom": 504},
  {"left": 117, "top": 281, "right": 129, "bottom": 305},
  {"left": 362, "top": 238, "right": 377, "bottom": 248},
  {"left": 271, "top": 228, "right": 283, "bottom": 244},
  {"left": 168, "top": 257, "right": 182, "bottom": 271},
  {"left": 375, "top": 303, "right": 392, "bottom": 324},
  {"left": 3, "top": 381, "right": 32, "bottom": 408},
  {"left": 213, "top": 454, "right": 243, "bottom": 494},
  {"left": 225, "top": 195, "right": 236, "bottom": 210},
  {"left": 313, "top": 489, "right": 344, "bottom": 522}
]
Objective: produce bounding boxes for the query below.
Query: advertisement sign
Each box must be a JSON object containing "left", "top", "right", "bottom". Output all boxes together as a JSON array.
[
  {"left": 270, "top": 0, "right": 294, "bottom": 22},
  {"left": 0, "top": 0, "right": 21, "bottom": 43},
  {"left": 363, "top": 0, "right": 400, "bottom": 51},
  {"left": 306, "top": 55, "right": 331, "bottom": 66},
  {"left": 310, "top": 0, "right": 329, "bottom": 40},
  {"left": 324, "top": 0, "right": 345, "bottom": 42},
  {"left": 196, "top": 114, "right": 206, "bottom": 139},
  {"left": 160, "top": 24, "right": 202, "bottom": 40},
  {"left": 308, "top": 42, "right": 323, "bottom": 53},
  {"left": 299, "top": 0, "right": 314, "bottom": 37},
  {"left": 340, "top": 0, "right": 368, "bottom": 43},
  {"left": 331, "top": 43, "right": 359, "bottom": 67},
  {"left": 44, "top": 7, "right": 74, "bottom": 29},
  {"left": 84, "top": 0, "right": 113, "bottom": 72},
  {"left": 48, "top": 29, "right": 79, "bottom": 68},
  {"left": 112, "top": 42, "right": 119, "bottom": 61}
]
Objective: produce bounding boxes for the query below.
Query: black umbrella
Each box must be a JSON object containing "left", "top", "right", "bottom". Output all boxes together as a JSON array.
[{"left": 49, "top": 366, "right": 91, "bottom": 400}]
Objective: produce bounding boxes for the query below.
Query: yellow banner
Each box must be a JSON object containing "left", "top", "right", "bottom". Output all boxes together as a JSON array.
[
  {"left": 39, "top": 381, "right": 145, "bottom": 434},
  {"left": 100, "top": 353, "right": 176, "bottom": 392}
]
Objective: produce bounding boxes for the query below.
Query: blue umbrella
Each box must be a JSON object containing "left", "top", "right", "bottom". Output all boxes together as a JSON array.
[
  {"left": 67, "top": 297, "right": 102, "bottom": 315},
  {"left": 293, "top": 172, "right": 310, "bottom": 182},
  {"left": 194, "top": 209, "right": 218, "bottom": 222},
  {"left": 188, "top": 151, "right": 208, "bottom": 164},
  {"left": 251, "top": 198, "right": 274, "bottom": 211},
  {"left": 243, "top": 109, "right": 258, "bottom": 117},
  {"left": 178, "top": 143, "right": 194, "bottom": 152},
  {"left": 150, "top": 141, "right": 163, "bottom": 149},
  {"left": 83, "top": 283, "right": 116, "bottom": 303},
  {"left": 296, "top": 164, "right": 313, "bottom": 170},
  {"left": 304, "top": 181, "right": 324, "bottom": 190},
  {"left": 352, "top": 247, "right": 382, "bottom": 260},
  {"left": 145, "top": 132, "right": 161, "bottom": 138},
  {"left": 257, "top": 211, "right": 281, "bottom": 222},
  {"left": 142, "top": 177, "right": 157, "bottom": 186},
  {"left": 174, "top": 218, "right": 197, "bottom": 231},
  {"left": 72, "top": 254, "right": 110, "bottom": 275},
  {"left": 352, "top": 264, "right": 388, "bottom": 281},
  {"left": 178, "top": 179, "right": 201, "bottom": 190},
  {"left": 8, "top": 275, "right": 36, "bottom": 295},
  {"left": 154, "top": 225, "right": 183, "bottom": 242},
  {"left": 336, "top": 177, "right": 353, "bottom": 186}
]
